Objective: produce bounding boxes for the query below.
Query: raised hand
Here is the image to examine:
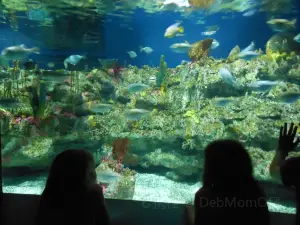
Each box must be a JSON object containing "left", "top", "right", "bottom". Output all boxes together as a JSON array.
[{"left": 278, "top": 123, "right": 300, "bottom": 155}]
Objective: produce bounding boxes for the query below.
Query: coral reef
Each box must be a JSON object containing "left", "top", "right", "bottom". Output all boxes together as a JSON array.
[
  {"left": 188, "top": 39, "right": 213, "bottom": 62},
  {"left": 188, "top": 0, "right": 214, "bottom": 8},
  {"left": 2, "top": 50, "right": 300, "bottom": 193}
]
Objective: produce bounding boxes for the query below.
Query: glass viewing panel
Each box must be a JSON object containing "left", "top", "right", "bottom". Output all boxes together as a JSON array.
[{"left": 1, "top": 0, "right": 299, "bottom": 215}]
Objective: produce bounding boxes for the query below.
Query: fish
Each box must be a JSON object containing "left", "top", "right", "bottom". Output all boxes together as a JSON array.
[
  {"left": 98, "top": 58, "right": 116, "bottom": 69},
  {"left": 214, "top": 98, "right": 234, "bottom": 107},
  {"left": 201, "top": 25, "right": 219, "bottom": 36},
  {"left": 148, "top": 76, "right": 156, "bottom": 85},
  {"left": 170, "top": 41, "right": 192, "bottom": 53},
  {"left": 1, "top": 44, "right": 40, "bottom": 60},
  {"left": 294, "top": 34, "right": 300, "bottom": 43},
  {"left": 243, "top": 9, "right": 256, "bottom": 17},
  {"left": 240, "top": 42, "right": 255, "bottom": 53},
  {"left": 0, "top": 98, "right": 23, "bottom": 109},
  {"left": 0, "top": 70, "right": 10, "bottom": 79},
  {"left": 275, "top": 92, "right": 300, "bottom": 104},
  {"left": 159, "top": 2, "right": 179, "bottom": 11},
  {"left": 87, "top": 103, "right": 114, "bottom": 113},
  {"left": 97, "top": 169, "right": 121, "bottom": 184},
  {"left": 196, "top": 19, "right": 205, "bottom": 25},
  {"left": 125, "top": 108, "right": 150, "bottom": 121},
  {"left": 83, "top": 32, "right": 101, "bottom": 44},
  {"left": 0, "top": 56, "right": 9, "bottom": 68},
  {"left": 164, "top": 22, "right": 184, "bottom": 38},
  {"left": 127, "top": 51, "right": 137, "bottom": 59},
  {"left": 238, "top": 51, "right": 261, "bottom": 60},
  {"left": 267, "top": 19, "right": 296, "bottom": 32},
  {"left": 160, "top": 0, "right": 189, "bottom": 8},
  {"left": 201, "top": 31, "right": 217, "bottom": 36},
  {"left": 64, "top": 55, "right": 86, "bottom": 69},
  {"left": 27, "top": 9, "right": 51, "bottom": 22},
  {"left": 247, "top": 80, "right": 278, "bottom": 92},
  {"left": 40, "top": 70, "right": 70, "bottom": 83},
  {"left": 127, "top": 83, "right": 149, "bottom": 93},
  {"left": 227, "top": 45, "right": 240, "bottom": 60},
  {"left": 211, "top": 39, "right": 220, "bottom": 49},
  {"left": 47, "top": 62, "right": 55, "bottom": 68},
  {"left": 140, "top": 46, "right": 153, "bottom": 54},
  {"left": 237, "top": 42, "right": 260, "bottom": 60},
  {"left": 219, "top": 68, "right": 239, "bottom": 88}
]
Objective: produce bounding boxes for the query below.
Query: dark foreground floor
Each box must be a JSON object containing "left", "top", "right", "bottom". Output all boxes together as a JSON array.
[{"left": 1, "top": 193, "right": 296, "bottom": 225}]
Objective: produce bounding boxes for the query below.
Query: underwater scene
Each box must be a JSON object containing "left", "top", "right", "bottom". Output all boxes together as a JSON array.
[{"left": 1, "top": 0, "right": 300, "bottom": 214}]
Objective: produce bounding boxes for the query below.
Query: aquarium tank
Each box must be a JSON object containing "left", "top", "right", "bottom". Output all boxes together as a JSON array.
[{"left": 1, "top": 0, "right": 300, "bottom": 215}]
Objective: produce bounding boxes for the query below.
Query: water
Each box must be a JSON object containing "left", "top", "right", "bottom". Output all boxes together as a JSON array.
[{"left": 1, "top": 0, "right": 300, "bottom": 215}]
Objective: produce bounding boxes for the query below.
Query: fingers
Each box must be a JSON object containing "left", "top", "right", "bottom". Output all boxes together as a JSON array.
[
  {"left": 293, "top": 137, "right": 300, "bottom": 148},
  {"left": 291, "top": 125, "right": 298, "bottom": 138},
  {"left": 283, "top": 123, "right": 287, "bottom": 136},
  {"left": 288, "top": 123, "right": 294, "bottom": 136},
  {"left": 280, "top": 126, "right": 283, "bottom": 137}
]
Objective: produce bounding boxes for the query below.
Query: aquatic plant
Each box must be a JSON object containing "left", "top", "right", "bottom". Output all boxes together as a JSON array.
[
  {"left": 3, "top": 79, "right": 13, "bottom": 98},
  {"left": 0, "top": 115, "right": 10, "bottom": 135},
  {"left": 155, "top": 55, "right": 168, "bottom": 88},
  {"left": 12, "top": 60, "right": 20, "bottom": 90}
]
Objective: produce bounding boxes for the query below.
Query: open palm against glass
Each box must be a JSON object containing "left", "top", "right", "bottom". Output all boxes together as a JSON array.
[{"left": 278, "top": 123, "right": 300, "bottom": 155}]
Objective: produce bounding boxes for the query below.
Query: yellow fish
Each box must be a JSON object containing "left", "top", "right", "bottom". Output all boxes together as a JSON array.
[{"left": 164, "top": 22, "right": 184, "bottom": 38}]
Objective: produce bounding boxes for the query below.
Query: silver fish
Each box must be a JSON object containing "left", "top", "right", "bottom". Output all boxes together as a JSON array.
[
  {"left": 1, "top": 44, "right": 39, "bottom": 60},
  {"left": 0, "top": 98, "right": 23, "bottom": 109},
  {"left": 170, "top": 42, "right": 192, "bottom": 53},
  {"left": 276, "top": 92, "right": 300, "bottom": 104},
  {"left": 40, "top": 70, "right": 70, "bottom": 83},
  {"left": 88, "top": 103, "right": 114, "bottom": 113},
  {"left": 127, "top": 83, "right": 149, "bottom": 93},
  {"left": 0, "top": 70, "right": 10, "bottom": 79},
  {"left": 140, "top": 47, "right": 153, "bottom": 54},
  {"left": 247, "top": 80, "right": 278, "bottom": 92},
  {"left": 211, "top": 39, "right": 220, "bottom": 49},
  {"left": 219, "top": 68, "right": 238, "bottom": 88},
  {"left": 238, "top": 51, "right": 261, "bottom": 60},
  {"left": 214, "top": 98, "right": 234, "bottom": 107},
  {"left": 294, "top": 33, "right": 300, "bottom": 43},
  {"left": 125, "top": 108, "right": 150, "bottom": 121},
  {"left": 240, "top": 42, "right": 255, "bottom": 53},
  {"left": 238, "top": 42, "right": 260, "bottom": 60},
  {"left": 97, "top": 169, "right": 121, "bottom": 184},
  {"left": 64, "top": 55, "right": 86, "bottom": 69},
  {"left": 201, "top": 25, "right": 219, "bottom": 36},
  {"left": 127, "top": 51, "right": 137, "bottom": 59},
  {"left": 243, "top": 9, "right": 256, "bottom": 17},
  {"left": 267, "top": 19, "right": 296, "bottom": 32}
]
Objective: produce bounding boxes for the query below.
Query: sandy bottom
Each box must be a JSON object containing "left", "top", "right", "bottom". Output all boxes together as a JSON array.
[{"left": 3, "top": 172, "right": 296, "bottom": 214}]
